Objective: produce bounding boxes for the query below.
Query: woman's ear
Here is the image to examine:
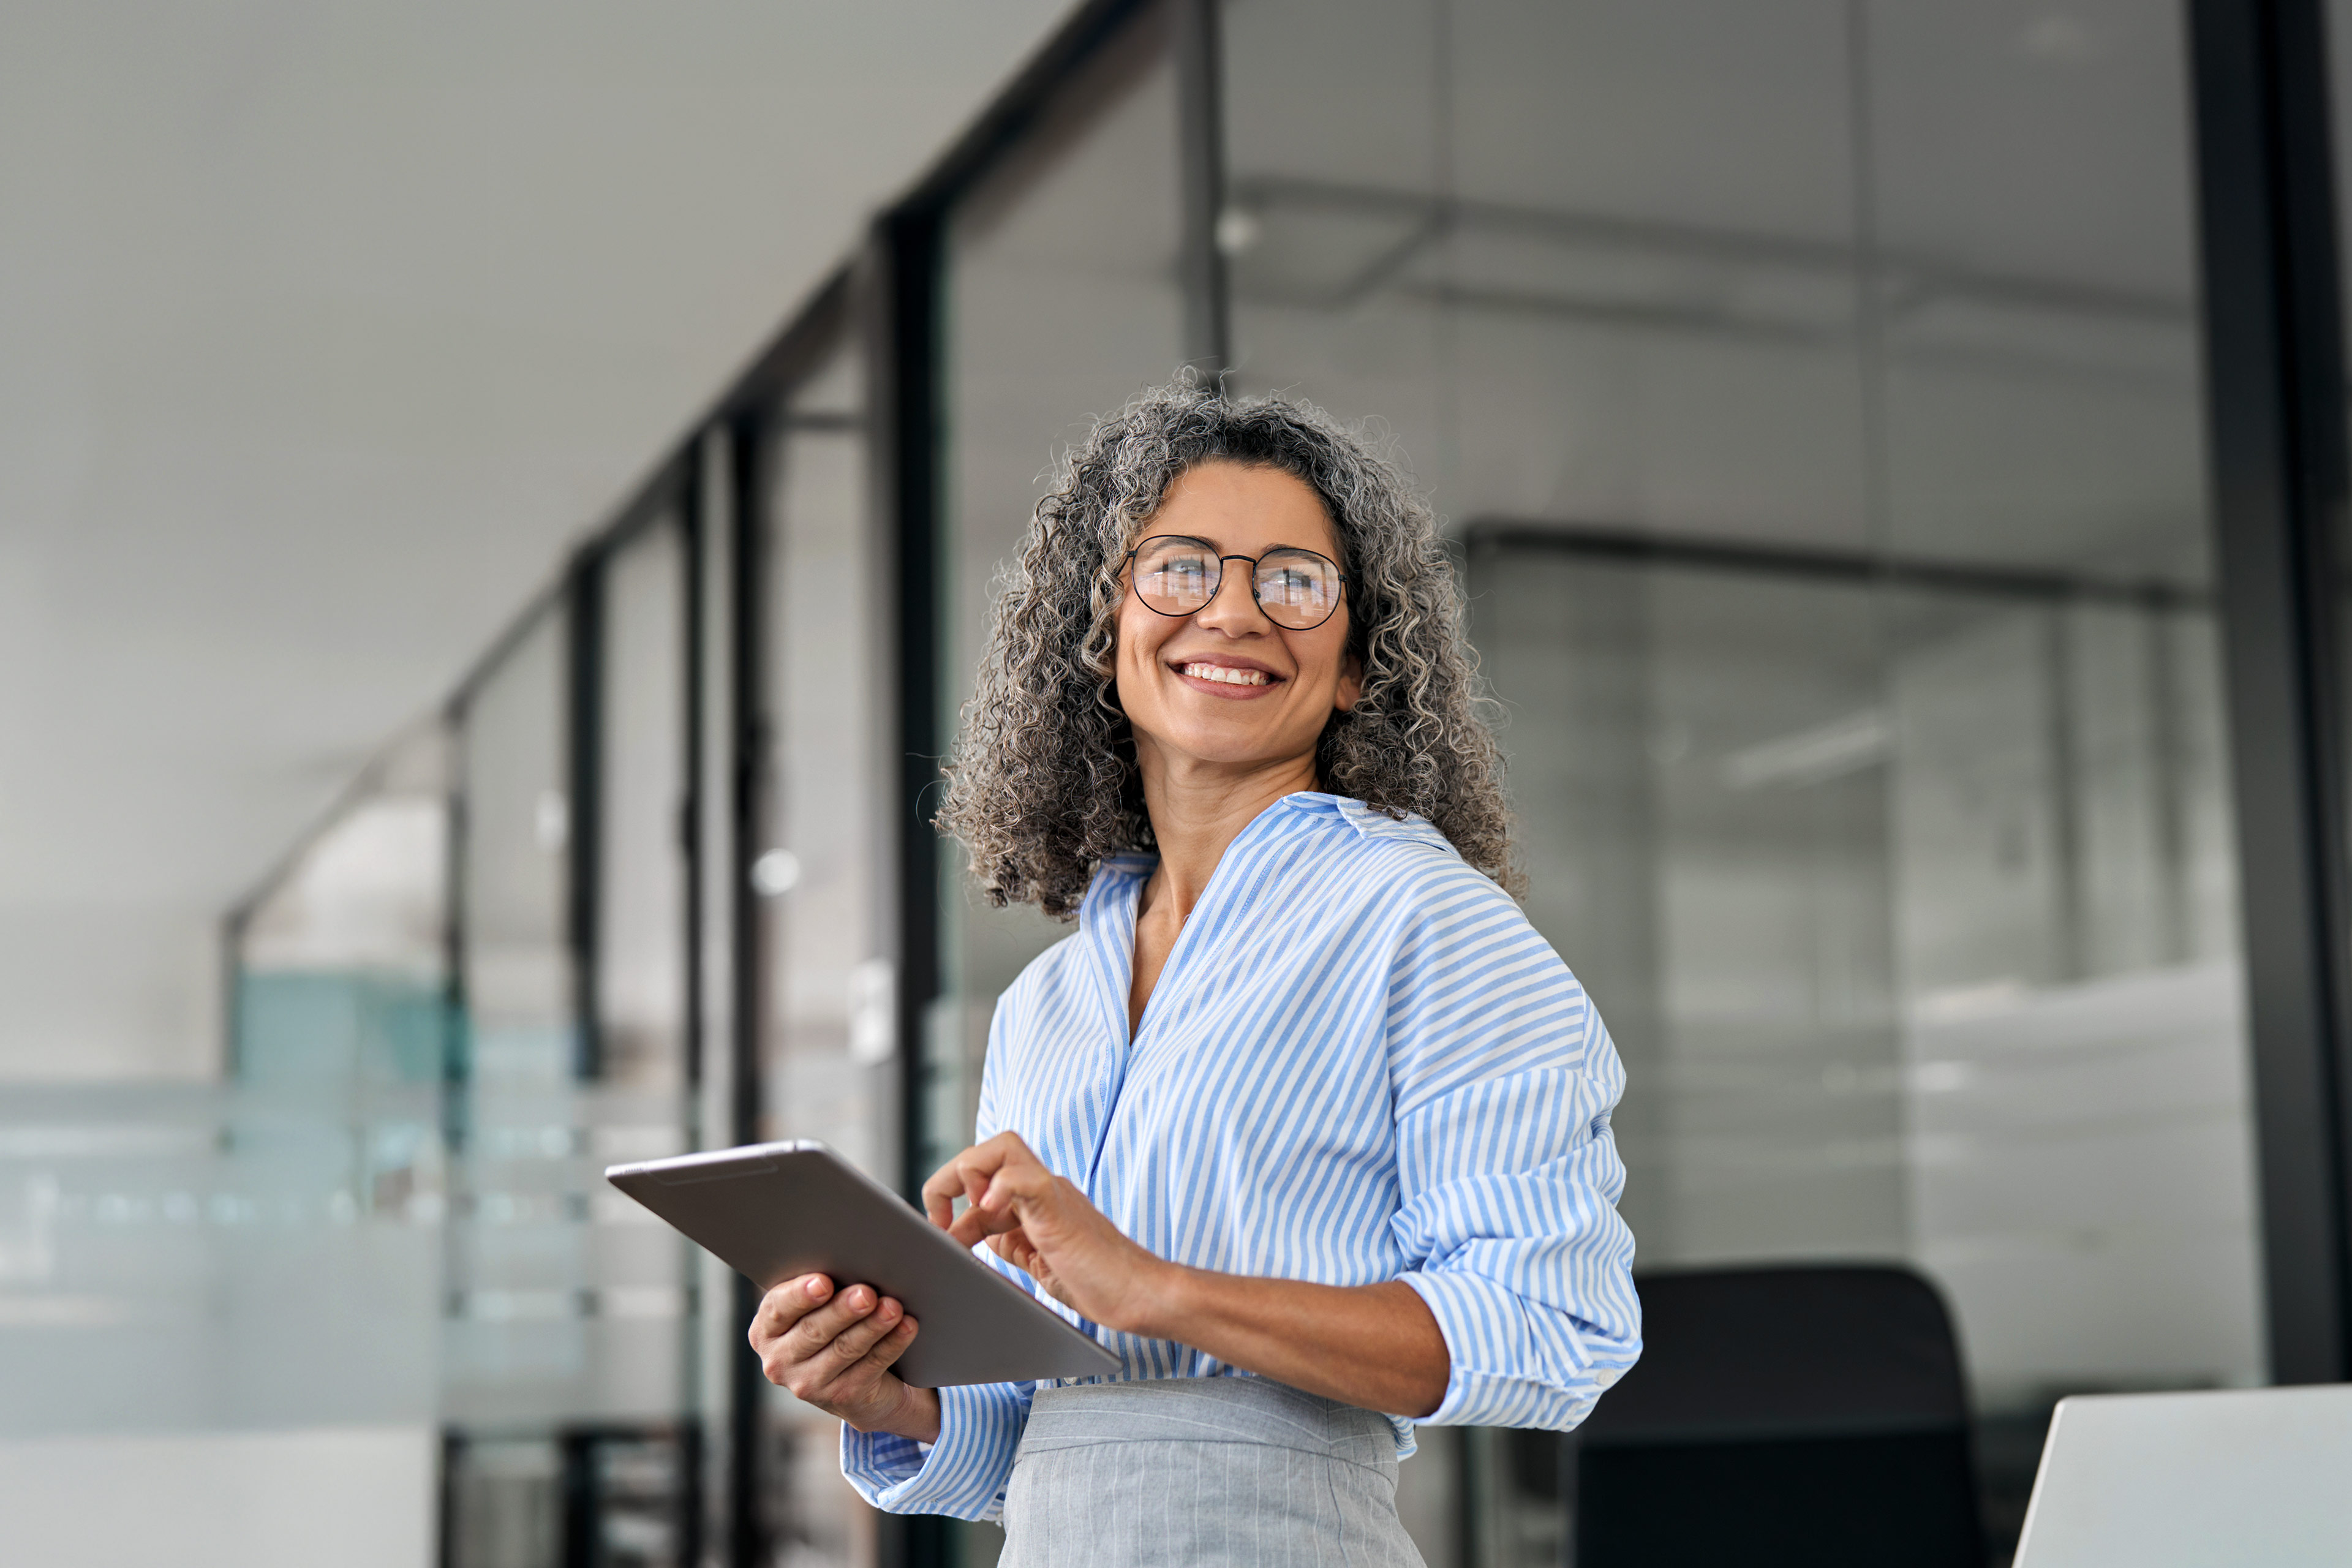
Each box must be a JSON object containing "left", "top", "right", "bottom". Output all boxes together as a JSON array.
[{"left": 1335, "top": 649, "right": 1364, "bottom": 714}]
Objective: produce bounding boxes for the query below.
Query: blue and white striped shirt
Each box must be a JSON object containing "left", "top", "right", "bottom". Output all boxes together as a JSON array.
[{"left": 843, "top": 791, "right": 1641, "bottom": 1520}]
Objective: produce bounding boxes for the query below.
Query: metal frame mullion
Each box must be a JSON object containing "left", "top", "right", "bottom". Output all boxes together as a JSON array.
[
  {"left": 723, "top": 405, "right": 773, "bottom": 1568},
  {"left": 565, "top": 551, "right": 606, "bottom": 1082},
  {"left": 875, "top": 206, "right": 946, "bottom": 1217},
  {"left": 437, "top": 692, "right": 473, "bottom": 1568},
  {"left": 874, "top": 197, "right": 952, "bottom": 1568},
  {"left": 2190, "top": 0, "right": 2352, "bottom": 1383},
  {"left": 1175, "top": 0, "right": 1230, "bottom": 377},
  {"left": 681, "top": 462, "right": 707, "bottom": 1105},
  {"left": 673, "top": 456, "right": 710, "bottom": 1568}
]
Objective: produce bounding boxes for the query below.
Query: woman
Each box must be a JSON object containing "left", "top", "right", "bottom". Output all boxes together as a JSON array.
[{"left": 750, "top": 383, "right": 1640, "bottom": 1562}]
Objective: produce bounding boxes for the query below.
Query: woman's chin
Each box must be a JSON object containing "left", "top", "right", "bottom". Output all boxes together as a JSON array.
[{"left": 1145, "top": 731, "right": 1319, "bottom": 775}]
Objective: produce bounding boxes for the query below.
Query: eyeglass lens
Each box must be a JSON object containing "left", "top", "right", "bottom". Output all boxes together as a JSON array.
[{"left": 1132, "top": 537, "right": 1343, "bottom": 630}]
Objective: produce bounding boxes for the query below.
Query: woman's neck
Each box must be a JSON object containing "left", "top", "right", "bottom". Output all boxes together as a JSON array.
[{"left": 1134, "top": 747, "right": 1320, "bottom": 924}]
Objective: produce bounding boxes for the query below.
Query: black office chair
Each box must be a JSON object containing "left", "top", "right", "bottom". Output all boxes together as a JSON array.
[{"left": 1569, "top": 1264, "right": 1986, "bottom": 1568}]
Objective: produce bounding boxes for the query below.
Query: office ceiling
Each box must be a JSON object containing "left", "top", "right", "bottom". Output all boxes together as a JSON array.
[{"left": 0, "top": 0, "right": 1071, "bottom": 1078}]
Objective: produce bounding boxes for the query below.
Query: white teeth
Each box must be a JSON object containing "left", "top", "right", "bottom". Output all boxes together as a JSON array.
[{"left": 1180, "top": 662, "right": 1269, "bottom": 687}]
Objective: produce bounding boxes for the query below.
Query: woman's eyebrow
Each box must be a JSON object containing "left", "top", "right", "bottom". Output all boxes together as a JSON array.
[{"left": 1140, "top": 535, "right": 1331, "bottom": 560}]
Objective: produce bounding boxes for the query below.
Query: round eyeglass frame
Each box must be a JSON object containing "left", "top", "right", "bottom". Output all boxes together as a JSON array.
[{"left": 1120, "top": 534, "right": 1349, "bottom": 631}]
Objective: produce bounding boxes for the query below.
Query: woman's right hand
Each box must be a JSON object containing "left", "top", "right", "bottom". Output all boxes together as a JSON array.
[{"left": 749, "top": 1273, "right": 940, "bottom": 1441}]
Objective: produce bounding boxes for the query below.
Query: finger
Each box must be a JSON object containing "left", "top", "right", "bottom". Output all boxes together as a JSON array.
[
  {"left": 750, "top": 1274, "right": 832, "bottom": 1346},
  {"left": 976, "top": 1166, "right": 1031, "bottom": 1218},
  {"left": 922, "top": 1143, "right": 1009, "bottom": 1229},
  {"left": 819, "top": 1293, "right": 906, "bottom": 1369},
  {"left": 782, "top": 1281, "right": 881, "bottom": 1359},
  {"left": 919, "top": 1156, "right": 967, "bottom": 1229},
  {"left": 986, "top": 1229, "right": 1039, "bottom": 1274},
  {"left": 946, "top": 1203, "right": 998, "bottom": 1247},
  {"left": 949, "top": 1163, "right": 1050, "bottom": 1246},
  {"left": 861, "top": 1313, "right": 919, "bottom": 1375},
  {"left": 925, "top": 1133, "right": 1052, "bottom": 1239}
]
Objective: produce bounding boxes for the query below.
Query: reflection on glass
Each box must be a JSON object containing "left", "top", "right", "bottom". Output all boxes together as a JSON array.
[
  {"left": 1129, "top": 535, "right": 1346, "bottom": 628},
  {"left": 239, "top": 719, "right": 454, "bottom": 1101},
  {"left": 1868, "top": 2, "right": 2207, "bottom": 582},
  {"left": 579, "top": 514, "right": 698, "bottom": 1555},
  {"left": 0, "top": 1081, "right": 443, "bottom": 1438},
  {"left": 756, "top": 334, "right": 892, "bottom": 1567},
  {"left": 1224, "top": 1, "right": 2255, "bottom": 1562},
  {"left": 0, "top": 723, "right": 451, "bottom": 1451},
  {"left": 599, "top": 517, "right": 690, "bottom": 1090},
  {"left": 937, "top": 4, "right": 1186, "bottom": 1185},
  {"left": 462, "top": 612, "right": 574, "bottom": 1091},
  {"left": 767, "top": 346, "right": 887, "bottom": 1179},
  {"left": 450, "top": 586, "right": 697, "bottom": 1566},
  {"left": 1476, "top": 555, "right": 2250, "bottom": 1344}
]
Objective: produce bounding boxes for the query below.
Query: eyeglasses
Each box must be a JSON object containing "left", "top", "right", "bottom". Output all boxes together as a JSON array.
[{"left": 1121, "top": 535, "right": 1348, "bottom": 631}]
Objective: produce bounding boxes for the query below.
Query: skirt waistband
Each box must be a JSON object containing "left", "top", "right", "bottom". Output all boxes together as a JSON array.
[{"left": 1020, "top": 1377, "right": 1400, "bottom": 1472}]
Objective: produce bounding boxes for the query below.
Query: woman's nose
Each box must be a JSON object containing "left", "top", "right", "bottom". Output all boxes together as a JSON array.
[{"left": 1194, "top": 563, "right": 1272, "bottom": 633}]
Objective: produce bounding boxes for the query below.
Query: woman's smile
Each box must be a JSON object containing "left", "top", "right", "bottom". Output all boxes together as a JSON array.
[{"left": 1170, "top": 655, "right": 1282, "bottom": 696}]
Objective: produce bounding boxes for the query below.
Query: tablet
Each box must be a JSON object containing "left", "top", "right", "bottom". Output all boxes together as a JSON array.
[{"left": 605, "top": 1140, "right": 1118, "bottom": 1388}]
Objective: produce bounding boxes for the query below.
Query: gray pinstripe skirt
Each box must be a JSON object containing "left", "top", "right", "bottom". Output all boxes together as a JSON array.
[{"left": 998, "top": 1377, "right": 1427, "bottom": 1567}]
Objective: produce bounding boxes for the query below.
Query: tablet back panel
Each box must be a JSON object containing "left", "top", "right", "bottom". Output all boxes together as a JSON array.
[{"left": 607, "top": 1142, "right": 1117, "bottom": 1387}]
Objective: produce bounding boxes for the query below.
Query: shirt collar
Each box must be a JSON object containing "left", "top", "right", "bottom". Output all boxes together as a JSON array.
[{"left": 1082, "top": 791, "right": 1351, "bottom": 912}]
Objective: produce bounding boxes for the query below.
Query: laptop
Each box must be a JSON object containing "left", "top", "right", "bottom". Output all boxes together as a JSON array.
[{"left": 2014, "top": 1384, "right": 2352, "bottom": 1567}]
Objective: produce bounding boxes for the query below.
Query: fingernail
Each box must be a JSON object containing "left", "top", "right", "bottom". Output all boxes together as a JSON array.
[{"left": 805, "top": 1278, "right": 827, "bottom": 1299}]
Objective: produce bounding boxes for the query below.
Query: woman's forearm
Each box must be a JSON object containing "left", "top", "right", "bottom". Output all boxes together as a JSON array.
[
  {"left": 1129, "top": 1265, "right": 1450, "bottom": 1417},
  {"left": 920, "top": 1133, "right": 1449, "bottom": 1417}
]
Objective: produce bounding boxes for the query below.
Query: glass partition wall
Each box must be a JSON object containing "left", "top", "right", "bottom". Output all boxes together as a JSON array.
[
  {"left": 211, "top": 1, "right": 2352, "bottom": 1565},
  {"left": 441, "top": 508, "right": 704, "bottom": 1568},
  {"left": 1224, "top": 1, "right": 2257, "bottom": 1560},
  {"left": 28, "top": 722, "right": 457, "bottom": 1447},
  {"left": 221, "top": 499, "right": 708, "bottom": 1565},
  {"left": 751, "top": 314, "right": 899, "bottom": 1567}
]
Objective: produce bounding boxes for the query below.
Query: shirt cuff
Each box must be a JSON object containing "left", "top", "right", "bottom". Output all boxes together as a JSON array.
[
  {"left": 1400, "top": 1268, "right": 1610, "bottom": 1431},
  {"left": 839, "top": 1382, "right": 1030, "bottom": 1521}
]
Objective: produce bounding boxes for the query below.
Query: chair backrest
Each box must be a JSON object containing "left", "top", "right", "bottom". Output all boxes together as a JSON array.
[{"left": 1572, "top": 1264, "right": 1984, "bottom": 1568}]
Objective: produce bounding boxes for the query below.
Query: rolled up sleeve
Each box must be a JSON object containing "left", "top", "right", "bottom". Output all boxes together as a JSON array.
[
  {"left": 840, "top": 1378, "right": 1035, "bottom": 1521},
  {"left": 1382, "top": 873, "right": 1643, "bottom": 1430}
]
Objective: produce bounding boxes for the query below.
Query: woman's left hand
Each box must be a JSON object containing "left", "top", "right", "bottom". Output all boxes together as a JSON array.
[{"left": 922, "top": 1131, "right": 1169, "bottom": 1335}]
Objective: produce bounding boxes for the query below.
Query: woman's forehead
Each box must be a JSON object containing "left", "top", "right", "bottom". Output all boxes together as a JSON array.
[{"left": 1142, "top": 461, "right": 1340, "bottom": 556}]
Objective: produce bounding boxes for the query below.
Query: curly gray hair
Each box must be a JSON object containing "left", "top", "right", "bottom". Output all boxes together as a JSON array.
[{"left": 935, "top": 380, "right": 1516, "bottom": 919}]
